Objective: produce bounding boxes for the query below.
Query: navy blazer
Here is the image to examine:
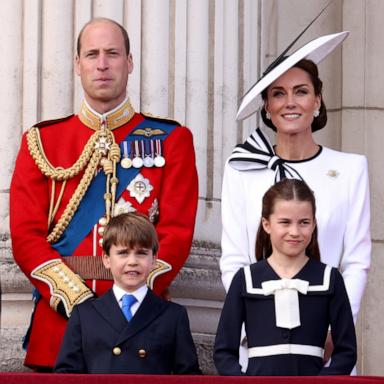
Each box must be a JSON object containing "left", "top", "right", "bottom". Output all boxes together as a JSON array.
[{"left": 54, "top": 288, "right": 201, "bottom": 374}]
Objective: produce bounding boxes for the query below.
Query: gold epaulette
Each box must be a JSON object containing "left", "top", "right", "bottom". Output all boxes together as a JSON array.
[
  {"left": 146, "top": 259, "right": 172, "bottom": 289},
  {"left": 140, "top": 112, "right": 181, "bottom": 126},
  {"left": 32, "top": 114, "right": 74, "bottom": 130},
  {"left": 31, "top": 259, "right": 94, "bottom": 317}
]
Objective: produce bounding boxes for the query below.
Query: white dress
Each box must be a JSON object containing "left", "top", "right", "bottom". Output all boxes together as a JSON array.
[{"left": 221, "top": 129, "right": 371, "bottom": 321}]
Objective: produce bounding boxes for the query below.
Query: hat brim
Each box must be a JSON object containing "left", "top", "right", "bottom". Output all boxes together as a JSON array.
[{"left": 236, "top": 31, "right": 349, "bottom": 121}]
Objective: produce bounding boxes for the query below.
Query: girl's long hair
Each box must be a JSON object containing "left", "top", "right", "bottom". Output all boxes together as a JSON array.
[{"left": 255, "top": 178, "right": 320, "bottom": 261}]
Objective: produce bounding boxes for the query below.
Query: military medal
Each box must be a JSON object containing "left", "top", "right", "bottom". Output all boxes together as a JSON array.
[
  {"left": 121, "top": 157, "right": 132, "bottom": 168},
  {"left": 148, "top": 198, "right": 159, "bottom": 223},
  {"left": 113, "top": 197, "right": 136, "bottom": 216},
  {"left": 154, "top": 139, "right": 165, "bottom": 167},
  {"left": 121, "top": 141, "right": 132, "bottom": 169},
  {"left": 127, "top": 173, "right": 154, "bottom": 204},
  {"left": 143, "top": 140, "right": 154, "bottom": 167},
  {"left": 132, "top": 140, "right": 144, "bottom": 168}
]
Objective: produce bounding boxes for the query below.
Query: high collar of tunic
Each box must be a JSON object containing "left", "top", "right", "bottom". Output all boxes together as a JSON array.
[{"left": 79, "top": 97, "right": 135, "bottom": 131}]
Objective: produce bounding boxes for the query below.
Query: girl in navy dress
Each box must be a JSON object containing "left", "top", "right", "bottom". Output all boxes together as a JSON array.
[{"left": 214, "top": 178, "right": 356, "bottom": 376}]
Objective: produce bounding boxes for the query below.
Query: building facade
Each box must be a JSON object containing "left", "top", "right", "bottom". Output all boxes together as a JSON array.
[{"left": 0, "top": 0, "right": 383, "bottom": 374}]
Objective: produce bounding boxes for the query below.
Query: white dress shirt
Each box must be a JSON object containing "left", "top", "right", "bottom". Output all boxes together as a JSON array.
[{"left": 113, "top": 284, "right": 148, "bottom": 317}]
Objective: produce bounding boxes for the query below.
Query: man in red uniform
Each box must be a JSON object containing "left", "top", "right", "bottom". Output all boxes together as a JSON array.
[{"left": 10, "top": 17, "right": 198, "bottom": 371}]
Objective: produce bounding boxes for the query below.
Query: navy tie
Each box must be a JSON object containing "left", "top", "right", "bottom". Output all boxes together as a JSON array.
[{"left": 121, "top": 294, "right": 137, "bottom": 322}]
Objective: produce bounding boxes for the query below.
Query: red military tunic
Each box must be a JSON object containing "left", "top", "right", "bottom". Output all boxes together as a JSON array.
[{"left": 10, "top": 99, "right": 198, "bottom": 369}]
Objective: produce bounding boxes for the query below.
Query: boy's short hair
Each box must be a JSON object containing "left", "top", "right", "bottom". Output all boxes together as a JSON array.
[{"left": 102, "top": 213, "right": 159, "bottom": 255}]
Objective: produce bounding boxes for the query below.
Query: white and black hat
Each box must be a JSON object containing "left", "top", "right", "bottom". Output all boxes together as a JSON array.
[{"left": 236, "top": 31, "right": 349, "bottom": 121}]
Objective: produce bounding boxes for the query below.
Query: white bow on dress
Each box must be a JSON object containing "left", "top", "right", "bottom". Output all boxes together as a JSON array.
[{"left": 262, "top": 278, "right": 309, "bottom": 329}]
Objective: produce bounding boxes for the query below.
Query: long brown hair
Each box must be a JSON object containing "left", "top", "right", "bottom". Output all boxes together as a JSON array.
[{"left": 255, "top": 178, "right": 320, "bottom": 261}]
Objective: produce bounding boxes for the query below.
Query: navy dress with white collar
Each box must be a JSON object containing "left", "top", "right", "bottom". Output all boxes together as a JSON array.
[{"left": 214, "top": 258, "right": 356, "bottom": 376}]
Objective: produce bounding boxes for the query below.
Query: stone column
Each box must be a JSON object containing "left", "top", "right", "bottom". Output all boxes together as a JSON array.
[
  {"left": 141, "top": 0, "right": 170, "bottom": 115},
  {"left": 342, "top": 0, "right": 384, "bottom": 375},
  {"left": 0, "top": 0, "right": 31, "bottom": 372}
]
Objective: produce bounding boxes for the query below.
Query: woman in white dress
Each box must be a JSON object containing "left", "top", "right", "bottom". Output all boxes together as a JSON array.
[{"left": 220, "top": 32, "right": 371, "bottom": 367}]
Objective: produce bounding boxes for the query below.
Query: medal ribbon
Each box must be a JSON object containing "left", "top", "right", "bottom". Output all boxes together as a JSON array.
[{"left": 123, "top": 141, "right": 129, "bottom": 158}]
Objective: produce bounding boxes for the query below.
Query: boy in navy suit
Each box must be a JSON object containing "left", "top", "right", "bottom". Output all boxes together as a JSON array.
[{"left": 54, "top": 213, "right": 201, "bottom": 374}]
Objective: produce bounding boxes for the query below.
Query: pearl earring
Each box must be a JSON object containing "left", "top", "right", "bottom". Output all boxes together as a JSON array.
[
  {"left": 266, "top": 111, "right": 271, "bottom": 120},
  {"left": 313, "top": 110, "right": 320, "bottom": 118}
]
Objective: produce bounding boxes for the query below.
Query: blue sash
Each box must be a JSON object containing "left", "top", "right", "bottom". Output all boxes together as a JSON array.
[{"left": 52, "top": 118, "right": 177, "bottom": 256}]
